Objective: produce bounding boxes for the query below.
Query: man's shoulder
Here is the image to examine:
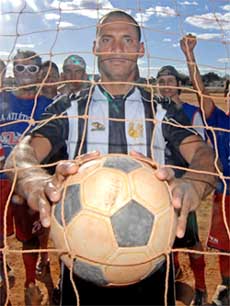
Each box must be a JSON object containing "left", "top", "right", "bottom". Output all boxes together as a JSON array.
[
  {"left": 47, "top": 87, "right": 92, "bottom": 113},
  {"left": 0, "top": 90, "right": 14, "bottom": 99}
]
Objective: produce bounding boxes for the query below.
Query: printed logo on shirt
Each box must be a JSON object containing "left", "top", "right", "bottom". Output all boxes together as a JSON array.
[
  {"left": 91, "top": 122, "right": 105, "bottom": 131},
  {"left": 128, "top": 122, "right": 143, "bottom": 139}
]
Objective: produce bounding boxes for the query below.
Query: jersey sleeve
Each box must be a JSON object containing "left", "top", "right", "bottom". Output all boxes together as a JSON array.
[
  {"left": 206, "top": 105, "right": 229, "bottom": 129},
  {"left": 162, "top": 103, "right": 202, "bottom": 152},
  {"left": 31, "top": 95, "right": 71, "bottom": 157}
]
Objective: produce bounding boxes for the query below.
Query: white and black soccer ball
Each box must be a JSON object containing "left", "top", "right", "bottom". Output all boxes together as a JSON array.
[{"left": 50, "top": 154, "right": 177, "bottom": 287}]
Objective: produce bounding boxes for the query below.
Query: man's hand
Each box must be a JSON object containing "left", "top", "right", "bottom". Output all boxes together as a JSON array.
[
  {"left": 19, "top": 151, "right": 100, "bottom": 228},
  {"left": 180, "top": 34, "right": 197, "bottom": 57},
  {"left": 130, "top": 151, "right": 201, "bottom": 238},
  {"left": 155, "top": 167, "right": 200, "bottom": 238}
]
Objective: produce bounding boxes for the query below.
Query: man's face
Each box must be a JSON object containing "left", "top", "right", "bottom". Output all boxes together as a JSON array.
[
  {"left": 40, "top": 66, "right": 59, "bottom": 94},
  {"left": 62, "top": 65, "right": 85, "bottom": 92},
  {"left": 13, "top": 58, "right": 40, "bottom": 87},
  {"left": 93, "top": 16, "right": 144, "bottom": 82},
  {"left": 157, "top": 75, "right": 179, "bottom": 99}
]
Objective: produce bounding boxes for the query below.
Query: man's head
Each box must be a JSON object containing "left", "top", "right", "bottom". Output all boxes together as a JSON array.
[
  {"left": 40, "top": 60, "right": 59, "bottom": 98},
  {"left": 93, "top": 10, "right": 144, "bottom": 82},
  {"left": 62, "top": 54, "right": 87, "bottom": 93},
  {"left": 13, "top": 50, "right": 41, "bottom": 88},
  {"left": 156, "top": 65, "right": 182, "bottom": 99},
  {"left": 0, "top": 59, "right": 6, "bottom": 88}
]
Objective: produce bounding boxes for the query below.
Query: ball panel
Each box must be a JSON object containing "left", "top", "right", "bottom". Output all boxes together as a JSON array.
[
  {"left": 54, "top": 184, "right": 81, "bottom": 226},
  {"left": 73, "top": 259, "right": 108, "bottom": 286},
  {"left": 104, "top": 249, "right": 153, "bottom": 286},
  {"left": 130, "top": 168, "right": 171, "bottom": 215},
  {"left": 148, "top": 207, "right": 176, "bottom": 254},
  {"left": 103, "top": 156, "right": 142, "bottom": 173},
  {"left": 82, "top": 168, "right": 131, "bottom": 216},
  {"left": 66, "top": 211, "right": 117, "bottom": 262},
  {"left": 111, "top": 200, "right": 154, "bottom": 247},
  {"left": 50, "top": 211, "right": 70, "bottom": 252},
  {"left": 147, "top": 255, "right": 165, "bottom": 277},
  {"left": 51, "top": 154, "right": 177, "bottom": 287}
]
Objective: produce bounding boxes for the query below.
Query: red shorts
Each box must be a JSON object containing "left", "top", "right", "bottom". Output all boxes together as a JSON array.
[
  {"left": 0, "top": 179, "right": 14, "bottom": 237},
  {"left": 207, "top": 193, "right": 230, "bottom": 252},
  {"left": 12, "top": 203, "right": 45, "bottom": 242}
]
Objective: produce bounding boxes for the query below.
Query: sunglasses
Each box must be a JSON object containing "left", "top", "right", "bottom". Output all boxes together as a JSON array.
[{"left": 14, "top": 64, "right": 40, "bottom": 74}]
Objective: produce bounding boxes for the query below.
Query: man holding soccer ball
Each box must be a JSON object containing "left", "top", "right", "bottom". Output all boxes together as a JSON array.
[{"left": 5, "top": 10, "right": 217, "bottom": 306}]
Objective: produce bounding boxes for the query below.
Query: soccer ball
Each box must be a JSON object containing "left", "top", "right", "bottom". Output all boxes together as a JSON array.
[{"left": 50, "top": 154, "right": 177, "bottom": 287}]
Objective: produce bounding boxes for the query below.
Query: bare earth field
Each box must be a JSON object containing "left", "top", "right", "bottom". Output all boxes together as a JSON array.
[{"left": 2, "top": 91, "right": 227, "bottom": 305}]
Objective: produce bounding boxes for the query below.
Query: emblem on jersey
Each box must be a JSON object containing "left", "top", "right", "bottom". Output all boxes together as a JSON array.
[
  {"left": 91, "top": 121, "right": 105, "bottom": 131},
  {"left": 128, "top": 122, "right": 143, "bottom": 139}
]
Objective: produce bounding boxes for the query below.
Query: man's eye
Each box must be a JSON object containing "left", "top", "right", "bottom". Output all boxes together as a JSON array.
[{"left": 102, "top": 38, "right": 110, "bottom": 43}]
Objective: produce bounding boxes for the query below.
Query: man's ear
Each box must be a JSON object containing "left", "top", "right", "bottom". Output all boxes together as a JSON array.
[{"left": 138, "top": 42, "right": 145, "bottom": 58}]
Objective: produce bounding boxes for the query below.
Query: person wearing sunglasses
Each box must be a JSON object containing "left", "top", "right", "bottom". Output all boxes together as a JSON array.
[{"left": 0, "top": 50, "right": 54, "bottom": 305}]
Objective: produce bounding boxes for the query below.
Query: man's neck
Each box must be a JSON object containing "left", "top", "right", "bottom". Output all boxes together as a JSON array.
[
  {"left": 170, "top": 95, "right": 182, "bottom": 104},
  {"left": 15, "top": 88, "right": 37, "bottom": 99},
  {"left": 100, "top": 82, "right": 135, "bottom": 96}
]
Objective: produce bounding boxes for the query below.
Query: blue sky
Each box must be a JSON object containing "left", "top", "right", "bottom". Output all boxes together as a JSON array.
[{"left": 0, "top": 0, "right": 229, "bottom": 77}]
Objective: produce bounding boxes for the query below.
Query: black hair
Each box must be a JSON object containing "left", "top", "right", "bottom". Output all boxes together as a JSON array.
[
  {"left": 97, "top": 10, "right": 141, "bottom": 41},
  {"left": 13, "top": 49, "right": 42, "bottom": 67},
  {"left": 42, "top": 60, "right": 59, "bottom": 74}
]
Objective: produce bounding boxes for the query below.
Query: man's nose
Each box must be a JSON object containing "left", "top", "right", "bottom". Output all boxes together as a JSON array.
[{"left": 111, "top": 39, "right": 124, "bottom": 53}]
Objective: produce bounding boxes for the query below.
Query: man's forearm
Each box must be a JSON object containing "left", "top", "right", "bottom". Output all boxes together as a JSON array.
[
  {"left": 183, "top": 143, "right": 218, "bottom": 200},
  {"left": 4, "top": 135, "right": 51, "bottom": 199},
  {"left": 184, "top": 50, "right": 206, "bottom": 95}
]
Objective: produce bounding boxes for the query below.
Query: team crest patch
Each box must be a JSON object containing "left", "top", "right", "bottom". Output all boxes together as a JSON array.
[
  {"left": 128, "top": 122, "right": 143, "bottom": 139},
  {"left": 91, "top": 122, "right": 105, "bottom": 131}
]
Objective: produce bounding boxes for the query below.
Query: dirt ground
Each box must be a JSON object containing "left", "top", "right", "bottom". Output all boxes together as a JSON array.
[
  {"left": 3, "top": 196, "right": 222, "bottom": 306},
  {"left": 2, "top": 91, "right": 228, "bottom": 305}
]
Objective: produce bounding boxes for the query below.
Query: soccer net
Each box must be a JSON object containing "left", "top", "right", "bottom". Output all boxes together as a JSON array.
[{"left": 0, "top": 1, "right": 229, "bottom": 305}]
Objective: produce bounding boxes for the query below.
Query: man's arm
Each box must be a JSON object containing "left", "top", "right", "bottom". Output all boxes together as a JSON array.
[
  {"left": 180, "top": 34, "right": 214, "bottom": 118},
  {"left": 174, "top": 134, "right": 217, "bottom": 236},
  {"left": 4, "top": 135, "right": 100, "bottom": 227},
  {"left": 4, "top": 135, "right": 55, "bottom": 226}
]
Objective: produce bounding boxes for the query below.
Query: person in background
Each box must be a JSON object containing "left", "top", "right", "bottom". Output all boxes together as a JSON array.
[
  {"left": 58, "top": 54, "right": 87, "bottom": 95},
  {"left": 0, "top": 59, "right": 15, "bottom": 306},
  {"left": 5, "top": 11, "right": 217, "bottom": 306},
  {"left": 39, "top": 60, "right": 60, "bottom": 99},
  {"left": 36, "top": 60, "right": 61, "bottom": 296},
  {"left": 0, "top": 50, "right": 53, "bottom": 305},
  {"left": 181, "top": 34, "right": 230, "bottom": 306},
  {"left": 156, "top": 65, "right": 207, "bottom": 306},
  {"left": 0, "top": 59, "right": 6, "bottom": 89}
]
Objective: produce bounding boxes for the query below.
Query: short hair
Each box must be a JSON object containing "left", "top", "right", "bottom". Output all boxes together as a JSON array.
[
  {"left": 13, "top": 49, "right": 42, "bottom": 67},
  {"left": 156, "top": 65, "right": 182, "bottom": 82},
  {"left": 97, "top": 10, "right": 141, "bottom": 42},
  {"left": 42, "top": 60, "right": 59, "bottom": 74}
]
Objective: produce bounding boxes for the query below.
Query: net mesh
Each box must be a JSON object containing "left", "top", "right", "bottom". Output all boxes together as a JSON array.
[{"left": 0, "top": 1, "right": 229, "bottom": 305}]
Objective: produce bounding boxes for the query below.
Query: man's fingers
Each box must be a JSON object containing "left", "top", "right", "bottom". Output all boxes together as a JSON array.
[
  {"left": 176, "top": 213, "right": 187, "bottom": 238},
  {"left": 175, "top": 190, "right": 192, "bottom": 238},
  {"left": 45, "top": 181, "right": 63, "bottom": 203},
  {"left": 155, "top": 167, "right": 175, "bottom": 182},
  {"left": 171, "top": 185, "right": 184, "bottom": 210},
  {"left": 38, "top": 197, "right": 51, "bottom": 228},
  {"left": 11, "top": 194, "right": 25, "bottom": 205},
  {"left": 78, "top": 151, "right": 100, "bottom": 164}
]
